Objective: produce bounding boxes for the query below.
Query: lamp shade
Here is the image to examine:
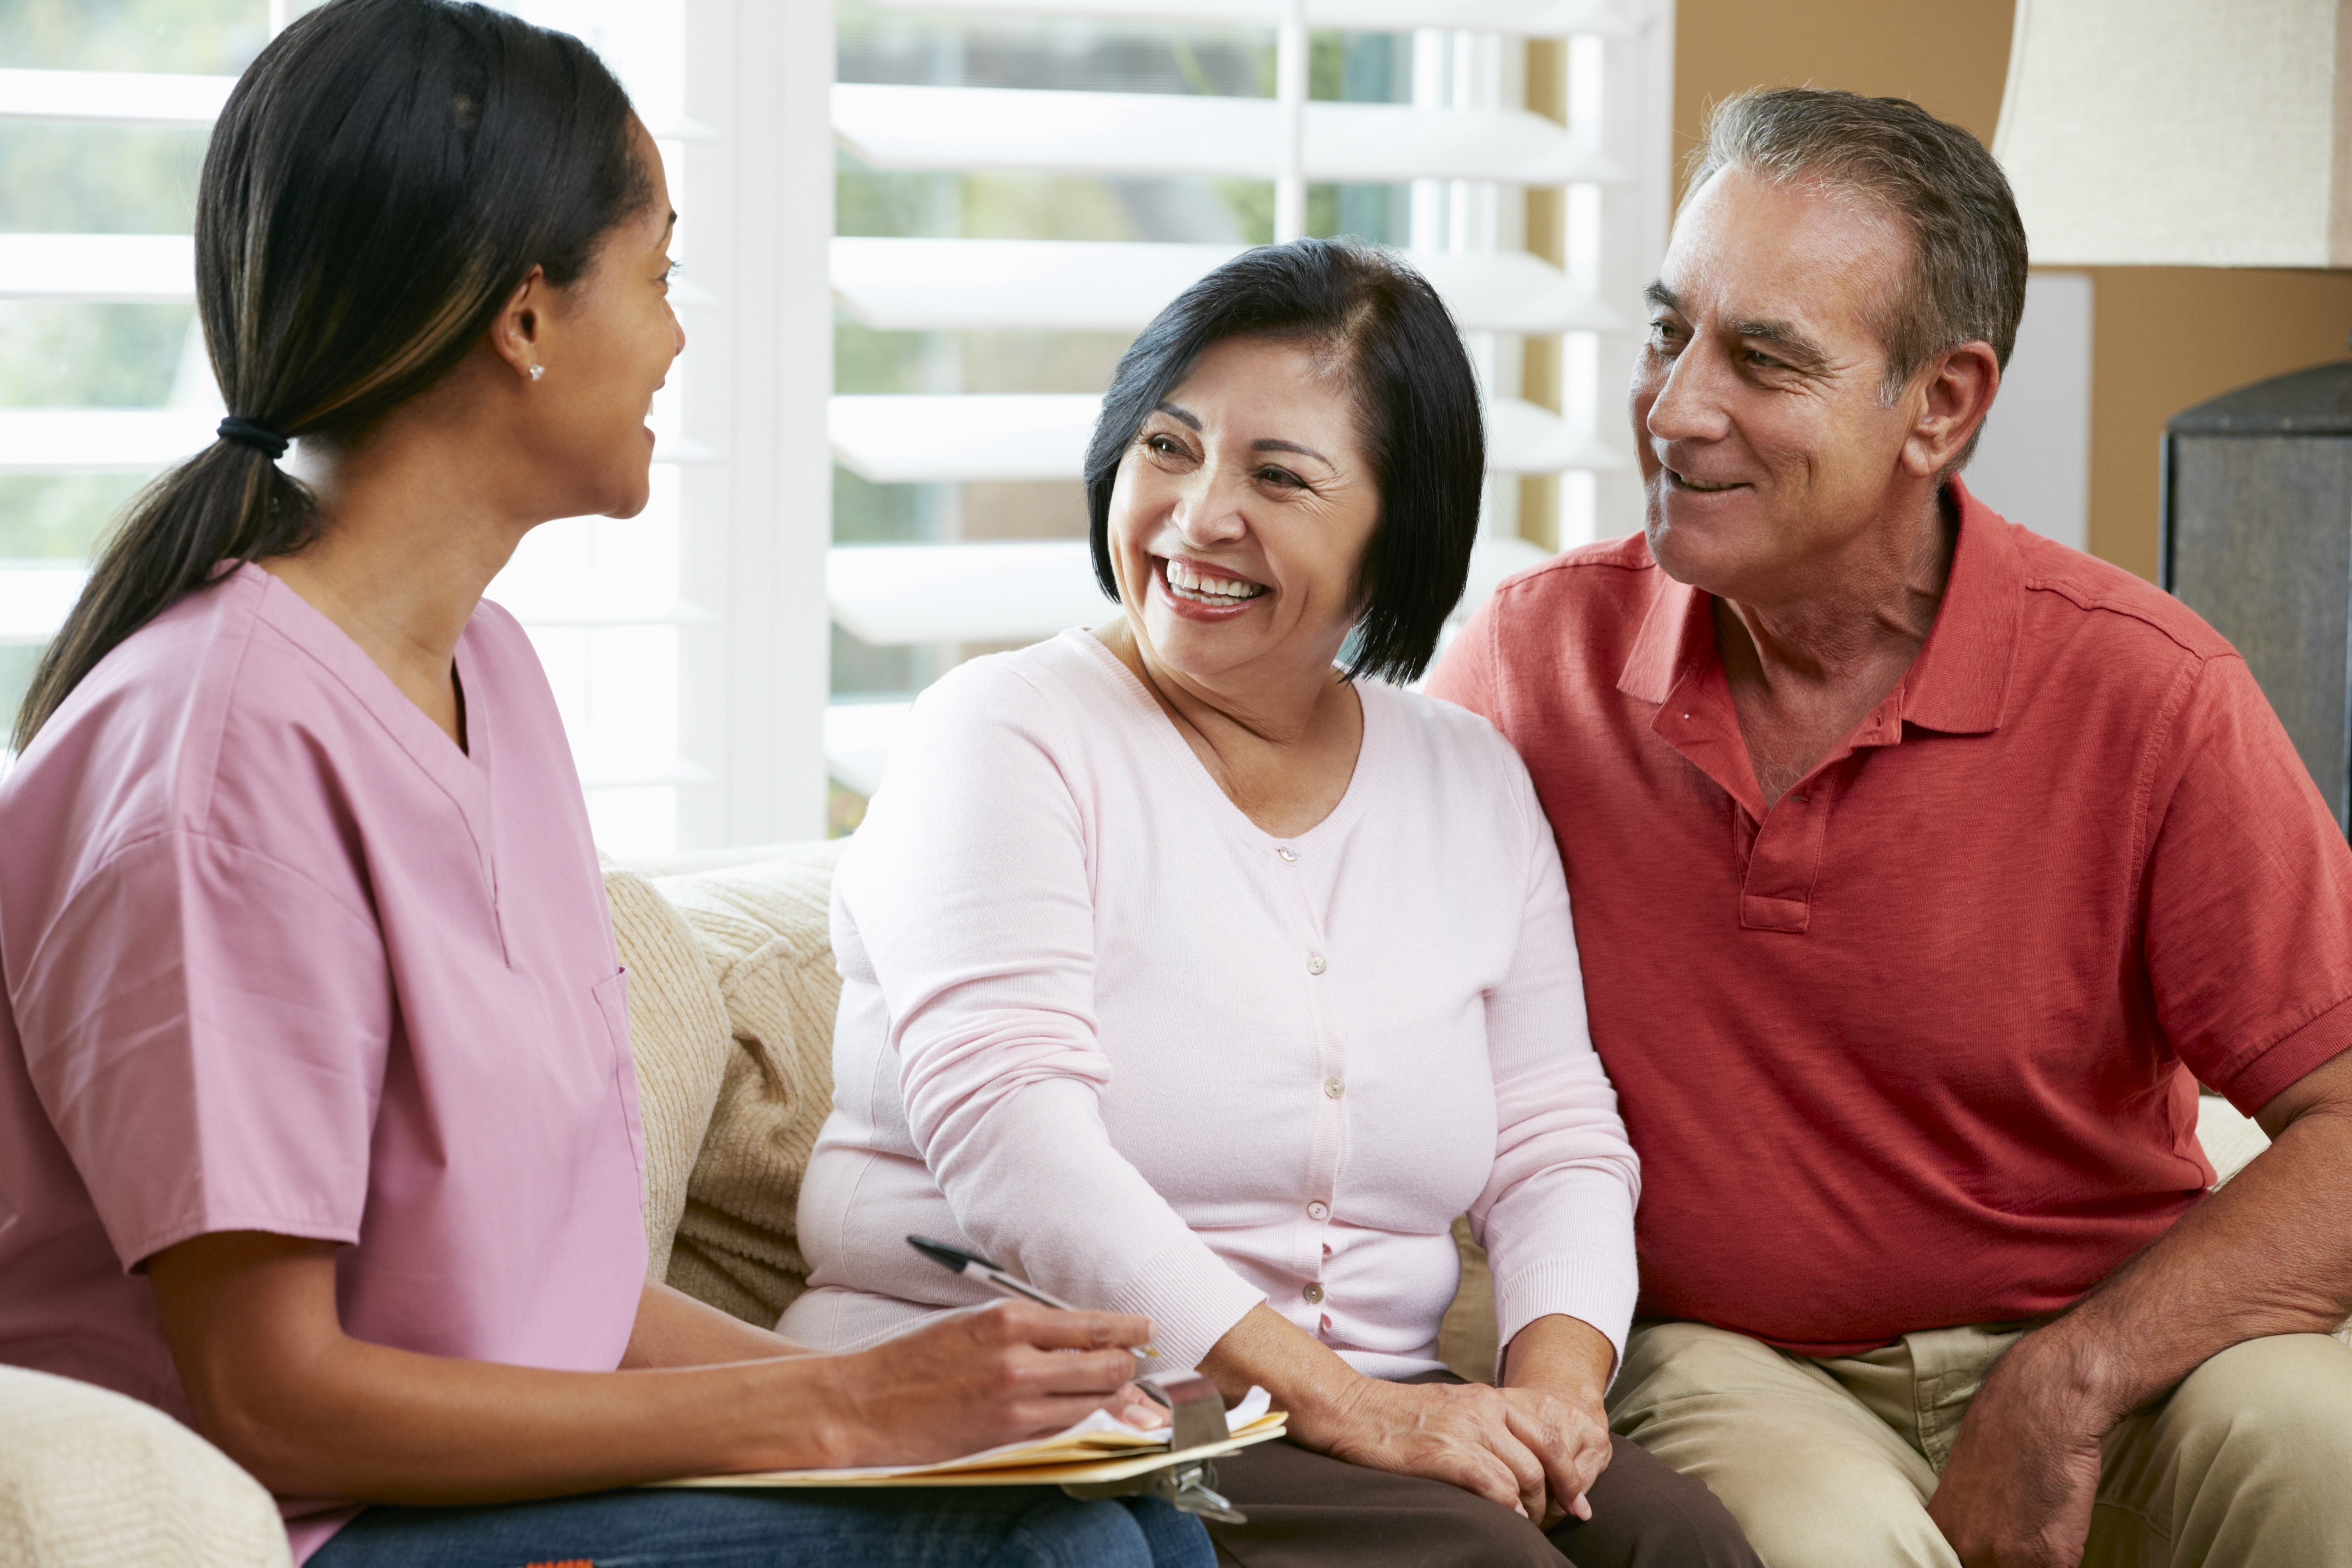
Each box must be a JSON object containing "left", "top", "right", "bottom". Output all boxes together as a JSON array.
[{"left": 1992, "top": 0, "right": 2352, "bottom": 267}]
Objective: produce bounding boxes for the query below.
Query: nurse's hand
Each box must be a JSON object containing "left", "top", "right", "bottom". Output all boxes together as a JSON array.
[{"left": 826, "top": 1299, "right": 1159, "bottom": 1466}]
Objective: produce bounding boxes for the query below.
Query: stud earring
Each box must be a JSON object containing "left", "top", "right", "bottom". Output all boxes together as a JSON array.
[{"left": 528, "top": 364, "right": 545, "bottom": 382}]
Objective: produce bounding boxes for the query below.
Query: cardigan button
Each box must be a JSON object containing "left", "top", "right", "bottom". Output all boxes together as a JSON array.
[
  {"left": 1323, "top": 1077, "right": 1345, "bottom": 1099},
  {"left": 1307, "top": 953, "right": 1327, "bottom": 975},
  {"left": 1278, "top": 845, "right": 1298, "bottom": 862},
  {"left": 1302, "top": 1283, "right": 1326, "bottom": 1305},
  {"left": 1307, "top": 1201, "right": 1329, "bottom": 1220}
]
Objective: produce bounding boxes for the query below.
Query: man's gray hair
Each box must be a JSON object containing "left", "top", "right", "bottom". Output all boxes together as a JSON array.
[{"left": 1688, "top": 88, "right": 2027, "bottom": 461}]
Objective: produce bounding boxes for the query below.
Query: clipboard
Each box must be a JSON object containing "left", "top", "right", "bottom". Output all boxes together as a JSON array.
[{"left": 650, "top": 1372, "right": 1283, "bottom": 1521}]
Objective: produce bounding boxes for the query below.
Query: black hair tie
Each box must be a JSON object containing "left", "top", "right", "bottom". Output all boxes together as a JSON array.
[{"left": 216, "top": 416, "right": 289, "bottom": 461}]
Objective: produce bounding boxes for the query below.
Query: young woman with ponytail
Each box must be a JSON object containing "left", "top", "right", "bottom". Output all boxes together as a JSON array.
[{"left": 0, "top": 5, "right": 1209, "bottom": 1565}]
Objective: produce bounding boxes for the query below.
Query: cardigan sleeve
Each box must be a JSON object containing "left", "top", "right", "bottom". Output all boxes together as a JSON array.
[
  {"left": 1465, "top": 739, "right": 1642, "bottom": 1377},
  {"left": 833, "top": 658, "right": 1266, "bottom": 1369}
]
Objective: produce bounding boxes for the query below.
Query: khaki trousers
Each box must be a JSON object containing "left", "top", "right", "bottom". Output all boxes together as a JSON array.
[{"left": 1607, "top": 1320, "right": 2352, "bottom": 1568}]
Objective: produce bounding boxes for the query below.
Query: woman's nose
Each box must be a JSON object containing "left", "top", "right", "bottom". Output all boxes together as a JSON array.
[{"left": 1172, "top": 470, "right": 1250, "bottom": 548}]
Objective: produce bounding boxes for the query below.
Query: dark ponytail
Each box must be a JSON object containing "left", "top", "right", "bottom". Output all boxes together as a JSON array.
[{"left": 13, "top": 0, "right": 649, "bottom": 751}]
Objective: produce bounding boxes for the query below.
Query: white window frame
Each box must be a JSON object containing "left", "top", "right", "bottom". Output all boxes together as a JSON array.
[{"left": 3, "top": 0, "right": 1672, "bottom": 847}]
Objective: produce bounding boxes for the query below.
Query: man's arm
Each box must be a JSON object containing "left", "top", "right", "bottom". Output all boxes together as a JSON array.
[{"left": 1928, "top": 1046, "right": 2352, "bottom": 1567}]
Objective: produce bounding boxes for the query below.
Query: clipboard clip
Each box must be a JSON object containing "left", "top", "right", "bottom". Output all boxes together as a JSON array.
[{"left": 1059, "top": 1371, "right": 1248, "bottom": 1524}]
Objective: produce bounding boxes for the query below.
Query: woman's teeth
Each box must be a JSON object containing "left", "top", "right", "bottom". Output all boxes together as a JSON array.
[
  {"left": 1675, "top": 470, "right": 1740, "bottom": 492},
  {"left": 1164, "top": 559, "right": 1266, "bottom": 604}
]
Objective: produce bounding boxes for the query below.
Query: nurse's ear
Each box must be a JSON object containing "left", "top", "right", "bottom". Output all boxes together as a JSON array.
[{"left": 489, "top": 268, "right": 550, "bottom": 386}]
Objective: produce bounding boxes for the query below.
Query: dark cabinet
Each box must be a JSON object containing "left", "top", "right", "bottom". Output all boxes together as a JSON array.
[{"left": 2163, "top": 361, "right": 2352, "bottom": 835}]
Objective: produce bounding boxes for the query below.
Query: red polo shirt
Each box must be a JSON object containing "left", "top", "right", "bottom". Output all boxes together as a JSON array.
[{"left": 1428, "top": 481, "right": 2352, "bottom": 1354}]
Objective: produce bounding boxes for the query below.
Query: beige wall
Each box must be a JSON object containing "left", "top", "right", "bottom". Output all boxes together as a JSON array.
[{"left": 1672, "top": 0, "right": 2352, "bottom": 580}]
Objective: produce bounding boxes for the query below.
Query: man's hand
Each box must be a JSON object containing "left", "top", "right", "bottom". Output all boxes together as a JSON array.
[{"left": 1927, "top": 1330, "right": 2112, "bottom": 1568}]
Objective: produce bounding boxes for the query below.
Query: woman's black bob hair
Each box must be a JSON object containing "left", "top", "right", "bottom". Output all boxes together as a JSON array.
[{"left": 1082, "top": 238, "right": 1485, "bottom": 686}]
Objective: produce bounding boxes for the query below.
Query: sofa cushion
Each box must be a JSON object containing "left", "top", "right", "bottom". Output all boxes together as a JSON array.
[
  {"left": 651, "top": 842, "right": 846, "bottom": 1326},
  {"left": 0, "top": 1364, "right": 290, "bottom": 1568},
  {"left": 602, "top": 860, "right": 734, "bottom": 1283}
]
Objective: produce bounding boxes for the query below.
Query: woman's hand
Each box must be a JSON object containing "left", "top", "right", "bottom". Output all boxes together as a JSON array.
[
  {"left": 828, "top": 1300, "right": 1159, "bottom": 1466},
  {"left": 1313, "top": 1375, "right": 1608, "bottom": 1524},
  {"left": 1199, "top": 1302, "right": 1617, "bottom": 1527},
  {"left": 1498, "top": 1312, "right": 1620, "bottom": 1526}
]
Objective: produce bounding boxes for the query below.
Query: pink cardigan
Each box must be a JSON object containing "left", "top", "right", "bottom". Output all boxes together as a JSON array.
[{"left": 784, "top": 630, "right": 1639, "bottom": 1379}]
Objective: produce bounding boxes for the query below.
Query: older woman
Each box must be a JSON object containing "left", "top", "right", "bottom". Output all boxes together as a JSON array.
[{"left": 786, "top": 242, "right": 1756, "bottom": 1568}]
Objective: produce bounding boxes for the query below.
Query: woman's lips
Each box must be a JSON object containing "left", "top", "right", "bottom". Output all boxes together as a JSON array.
[{"left": 1153, "top": 557, "right": 1266, "bottom": 619}]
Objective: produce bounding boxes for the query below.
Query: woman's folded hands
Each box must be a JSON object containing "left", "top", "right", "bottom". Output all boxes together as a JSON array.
[
  {"left": 1312, "top": 1372, "right": 1612, "bottom": 1528},
  {"left": 1200, "top": 1302, "right": 1615, "bottom": 1530}
]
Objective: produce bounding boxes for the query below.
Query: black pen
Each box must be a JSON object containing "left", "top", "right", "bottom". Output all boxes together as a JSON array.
[{"left": 907, "top": 1235, "right": 1160, "bottom": 1361}]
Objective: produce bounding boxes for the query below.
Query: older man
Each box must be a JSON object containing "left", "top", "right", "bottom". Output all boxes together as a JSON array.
[{"left": 1430, "top": 88, "right": 2352, "bottom": 1568}]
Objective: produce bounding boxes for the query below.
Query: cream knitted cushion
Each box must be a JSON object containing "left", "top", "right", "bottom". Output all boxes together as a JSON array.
[
  {"left": 651, "top": 842, "right": 847, "bottom": 1326},
  {"left": 0, "top": 1365, "right": 290, "bottom": 1568},
  {"left": 602, "top": 860, "right": 735, "bottom": 1283}
]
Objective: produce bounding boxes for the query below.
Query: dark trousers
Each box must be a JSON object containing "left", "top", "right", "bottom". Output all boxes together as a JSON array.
[{"left": 1204, "top": 1377, "right": 1759, "bottom": 1568}]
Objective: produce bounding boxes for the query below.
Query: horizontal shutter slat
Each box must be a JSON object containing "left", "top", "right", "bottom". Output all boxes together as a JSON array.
[
  {"left": 862, "top": 0, "right": 1639, "bottom": 37},
  {"left": 831, "top": 236, "right": 1617, "bottom": 335},
  {"left": 828, "top": 392, "right": 1618, "bottom": 483},
  {"left": 833, "top": 83, "right": 1624, "bottom": 186}
]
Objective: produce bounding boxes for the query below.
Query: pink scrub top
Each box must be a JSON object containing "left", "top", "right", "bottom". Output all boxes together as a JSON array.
[{"left": 0, "top": 564, "right": 648, "bottom": 1561}]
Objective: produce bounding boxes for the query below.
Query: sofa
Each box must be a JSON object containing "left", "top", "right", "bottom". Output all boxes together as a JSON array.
[{"left": 0, "top": 842, "right": 2313, "bottom": 1568}]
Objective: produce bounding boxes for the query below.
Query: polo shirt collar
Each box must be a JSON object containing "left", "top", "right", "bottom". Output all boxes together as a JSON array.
[
  {"left": 1897, "top": 478, "right": 2021, "bottom": 735},
  {"left": 1615, "top": 477, "right": 2024, "bottom": 735}
]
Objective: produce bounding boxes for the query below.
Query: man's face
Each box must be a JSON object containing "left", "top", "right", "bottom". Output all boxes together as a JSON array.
[{"left": 1632, "top": 167, "right": 1925, "bottom": 600}]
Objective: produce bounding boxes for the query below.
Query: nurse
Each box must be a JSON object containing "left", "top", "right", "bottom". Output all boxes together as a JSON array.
[{"left": 0, "top": 3, "right": 1208, "bottom": 1566}]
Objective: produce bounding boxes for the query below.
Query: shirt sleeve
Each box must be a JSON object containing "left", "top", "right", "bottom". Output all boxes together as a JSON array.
[
  {"left": 13, "top": 830, "right": 392, "bottom": 1271},
  {"left": 1465, "top": 740, "right": 1642, "bottom": 1376},
  {"left": 2143, "top": 653, "right": 2352, "bottom": 1116},
  {"left": 835, "top": 661, "right": 1265, "bottom": 1369}
]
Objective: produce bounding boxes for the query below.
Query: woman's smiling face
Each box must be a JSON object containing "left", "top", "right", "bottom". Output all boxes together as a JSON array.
[{"left": 1106, "top": 334, "right": 1381, "bottom": 689}]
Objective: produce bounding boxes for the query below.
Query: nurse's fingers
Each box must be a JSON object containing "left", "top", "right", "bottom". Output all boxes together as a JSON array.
[{"left": 980, "top": 1299, "right": 1156, "bottom": 1352}]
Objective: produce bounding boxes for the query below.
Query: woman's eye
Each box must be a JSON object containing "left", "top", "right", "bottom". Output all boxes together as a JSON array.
[{"left": 1258, "top": 466, "right": 1302, "bottom": 489}]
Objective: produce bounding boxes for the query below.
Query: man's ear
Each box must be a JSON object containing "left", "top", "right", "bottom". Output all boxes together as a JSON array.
[
  {"left": 489, "top": 265, "right": 549, "bottom": 382},
  {"left": 1900, "top": 340, "right": 2000, "bottom": 479}
]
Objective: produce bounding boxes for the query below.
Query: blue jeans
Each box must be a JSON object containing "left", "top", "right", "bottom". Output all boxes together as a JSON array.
[{"left": 308, "top": 1485, "right": 1214, "bottom": 1568}]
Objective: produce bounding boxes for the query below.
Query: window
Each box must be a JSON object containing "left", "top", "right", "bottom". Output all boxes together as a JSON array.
[
  {"left": 0, "top": 0, "right": 833, "bottom": 859},
  {"left": 2, "top": 0, "right": 1671, "bottom": 853},
  {"left": 823, "top": 0, "right": 1676, "bottom": 815}
]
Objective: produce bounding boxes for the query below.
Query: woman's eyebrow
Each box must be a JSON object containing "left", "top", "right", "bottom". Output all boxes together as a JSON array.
[
  {"left": 1152, "top": 400, "right": 1201, "bottom": 430},
  {"left": 1253, "top": 438, "right": 1330, "bottom": 464}
]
